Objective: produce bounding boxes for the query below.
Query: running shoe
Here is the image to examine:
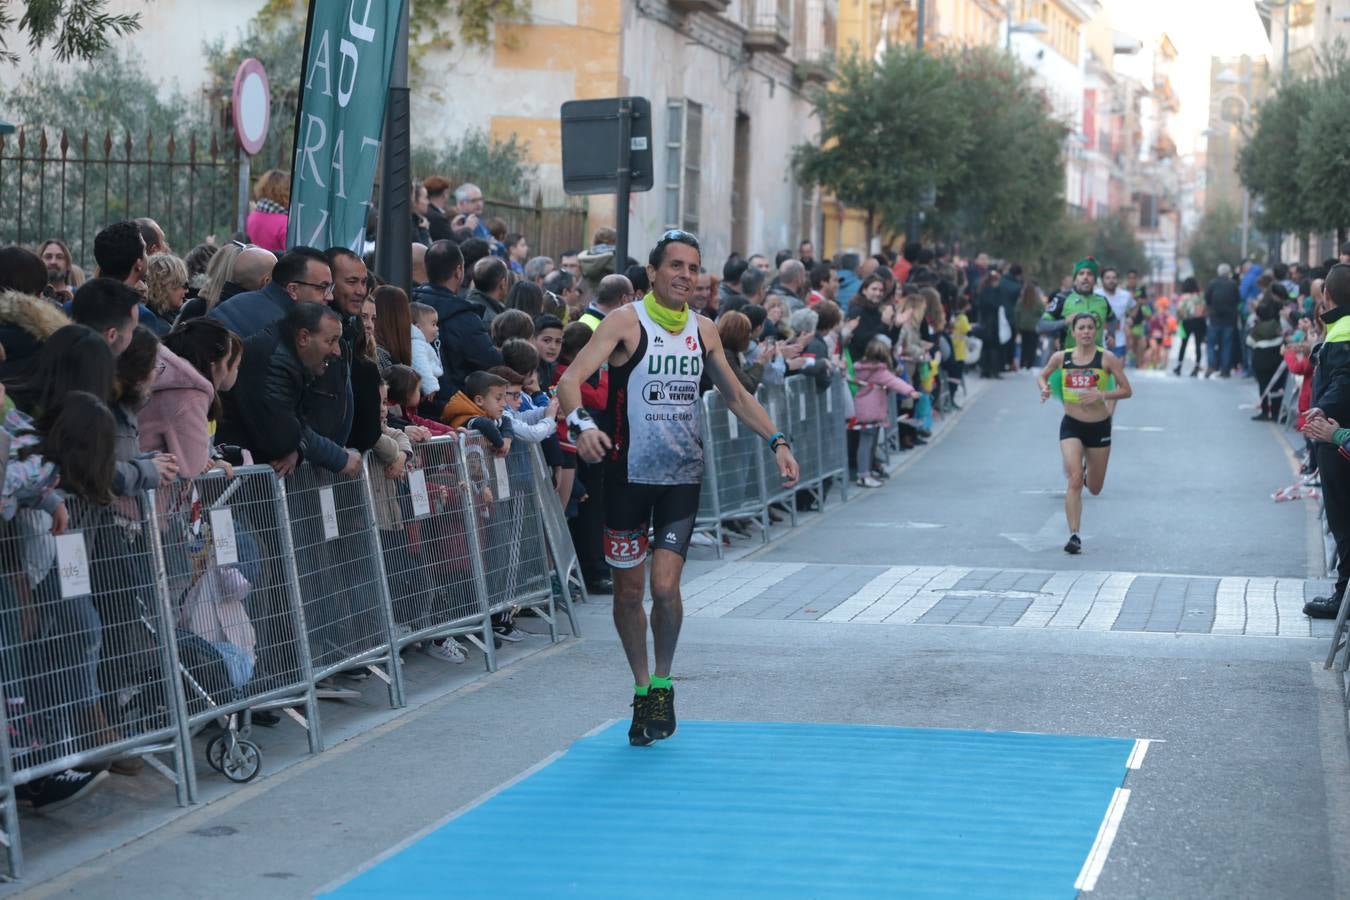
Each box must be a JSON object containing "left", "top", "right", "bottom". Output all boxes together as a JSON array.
[
  {"left": 16, "top": 769, "right": 107, "bottom": 812},
  {"left": 425, "top": 637, "right": 467, "bottom": 663},
  {"left": 1064, "top": 534, "right": 1082, "bottom": 555},
  {"left": 644, "top": 686, "right": 677, "bottom": 741},
  {"left": 629, "top": 693, "right": 655, "bottom": 747}
]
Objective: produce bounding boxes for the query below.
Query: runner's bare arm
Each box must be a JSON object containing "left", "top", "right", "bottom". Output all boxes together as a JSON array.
[
  {"left": 699, "top": 317, "right": 800, "bottom": 487},
  {"left": 1037, "top": 351, "right": 1064, "bottom": 402}
]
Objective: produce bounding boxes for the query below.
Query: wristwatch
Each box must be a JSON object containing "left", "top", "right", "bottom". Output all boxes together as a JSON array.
[{"left": 567, "top": 408, "right": 597, "bottom": 443}]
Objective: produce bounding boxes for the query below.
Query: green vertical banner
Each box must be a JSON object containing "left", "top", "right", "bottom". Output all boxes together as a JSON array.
[{"left": 287, "top": 0, "right": 406, "bottom": 251}]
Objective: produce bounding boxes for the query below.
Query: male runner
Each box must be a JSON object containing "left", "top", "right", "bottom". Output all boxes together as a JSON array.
[
  {"left": 1097, "top": 266, "right": 1132, "bottom": 361},
  {"left": 1040, "top": 257, "right": 1116, "bottom": 401},
  {"left": 1037, "top": 313, "right": 1133, "bottom": 554},
  {"left": 558, "top": 230, "right": 800, "bottom": 746}
]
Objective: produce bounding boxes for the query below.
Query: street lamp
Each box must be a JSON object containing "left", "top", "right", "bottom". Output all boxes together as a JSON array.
[{"left": 1005, "top": 2, "right": 1047, "bottom": 52}]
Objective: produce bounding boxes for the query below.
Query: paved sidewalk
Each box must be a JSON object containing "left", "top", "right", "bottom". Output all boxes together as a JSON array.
[{"left": 683, "top": 561, "right": 1339, "bottom": 638}]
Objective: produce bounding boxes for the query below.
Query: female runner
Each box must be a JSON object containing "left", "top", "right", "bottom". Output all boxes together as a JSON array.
[{"left": 1037, "top": 313, "right": 1133, "bottom": 554}]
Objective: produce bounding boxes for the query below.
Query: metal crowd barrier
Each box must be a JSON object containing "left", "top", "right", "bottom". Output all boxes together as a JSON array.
[
  {"left": 528, "top": 442, "right": 584, "bottom": 638},
  {"left": 369, "top": 436, "right": 495, "bottom": 670},
  {"left": 756, "top": 382, "right": 799, "bottom": 525},
  {"left": 0, "top": 495, "right": 195, "bottom": 877},
  {"left": 154, "top": 467, "right": 321, "bottom": 795},
  {"left": 281, "top": 464, "right": 404, "bottom": 707},
  {"left": 696, "top": 390, "right": 772, "bottom": 557}
]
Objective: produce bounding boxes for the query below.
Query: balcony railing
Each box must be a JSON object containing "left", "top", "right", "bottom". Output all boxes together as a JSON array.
[
  {"left": 745, "top": 0, "right": 791, "bottom": 53},
  {"left": 670, "top": 0, "right": 731, "bottom": 13},
  {"left": 791, "top": 0, "right": 834, "bottom": 82}
]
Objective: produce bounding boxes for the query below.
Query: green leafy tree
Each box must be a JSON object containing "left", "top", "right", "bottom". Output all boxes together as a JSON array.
[
  {"left": 934, "top": 48, "right": 1069, "bottom": 266},
  {"left": 1236, "top": 77, "right": 1316, "bottom": 235},
  {"left": 1091, "top": 212, "right": 1150, "bottom": 277},
  {"left": 411, "top": 129, "right": 534, "bottom": 202},
  {"left": 1294, "top": 65, "right": 1350, "bottom": 244},
  {"left": 202, "top": 16, "right": 305, "bottom": 172},
  {"left": 0, "top": 0, "right": 139, "bottom": 64},
  {"left": 1186, "top": 202, "right": 1244, "bottom": 283},
  {"left": 793, "top": 46, "right": 967, "bottom": 244}
]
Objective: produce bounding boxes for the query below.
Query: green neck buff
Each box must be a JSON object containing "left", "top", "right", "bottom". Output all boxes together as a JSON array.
[{"left": 643, "top": 291, "right": 689, "bottom": 333}]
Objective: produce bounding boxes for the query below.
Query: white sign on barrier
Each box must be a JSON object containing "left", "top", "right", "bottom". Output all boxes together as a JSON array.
[
  {"left": 55, "top": 532, "right": 92, "bottom": 598},
  {"left": 727, "top": 415, "right": 738, "bottom": 440},
  {"left": 319, "top": 486, "right": 340, "bottom": 540},
  {"left": 826, "top": 388, "right": 833, "bottom": 414},
  {"left": 408, "top": 468, "right": 431, "bottom": 518},
  {"left": 209, "top": 508, "right": 238, "bottom": 566},
  {"left": 798, "top": 393, "right": 807, "bottom": 421},
  {"left": 494, "top": 456, "right": 512, "bottom": 500}
]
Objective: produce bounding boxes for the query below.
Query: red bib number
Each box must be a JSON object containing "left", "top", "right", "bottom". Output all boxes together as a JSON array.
[
  {"left": 605, "top": 528, "right": 649, "bottom": 569},
  {"left": 1065, "top": 370, "right": 1098, "bottom": 390}
]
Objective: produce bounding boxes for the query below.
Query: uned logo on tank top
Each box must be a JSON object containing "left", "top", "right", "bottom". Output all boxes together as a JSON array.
[
  {"left": 647, "top": 354, "right": 702, "bottom": 376},
  {"left": 686, "top": 335, "right": 698, "bottom": 351}
]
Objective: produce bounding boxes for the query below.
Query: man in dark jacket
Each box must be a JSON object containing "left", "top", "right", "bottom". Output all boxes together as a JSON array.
[
  {"left": 997, "top": 264, "right": 1024, "bottom": 371},
  {"left": 1302, "top": 264, "right": 1350, "bottom": 619},
  {"left": 1203, "top": 263, "right": 1241, "bottom": 377},
  {"left": 300, "top": 248, "right": 380, "bottom": 457},
  {"left": 210, "top": 247, "right": 331, "bottom": 339},
  {"left": 412, "top": 240, "right": 502, "bottom": 408},
  {"left": 218, "top": 302, "right": 358, "bottom": 476},
  {"left": 464, "top": 256, "right": 508, "bottom": 326}
]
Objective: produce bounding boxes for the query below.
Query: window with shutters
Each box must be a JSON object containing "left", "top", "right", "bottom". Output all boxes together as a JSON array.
[{"left": 663, "top": 99, "right": 703, "bottom": 233}]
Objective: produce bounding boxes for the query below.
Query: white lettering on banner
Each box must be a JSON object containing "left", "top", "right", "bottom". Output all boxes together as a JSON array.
[
  {"left": 297, "top": 204, "right": 329, "bottom": 249},
  {"left": 320, "top": 486, "right": 340, "bottom": 540},
  {"left": 408, "top": 468, "right": 431, "bottom": 518},
  {"left": 494, "top": 457, "right": 511, "bottom": 500},
  {"left": 331, "top": 128, "right": 347, "bottom": 198},
  {"left": 305, "top": 30, "right": 332, "bottom": 95},
  {"left": 300, "top": 114, "right": 328, "bottom": 188},
  {"left": 209, "top": 508, "right": 238, "bottom": 566},
  {"left": 337, "top": 39, "right": 359, "bottom": 107},
  {"left": 55, "top": 533, "right": 92, "bottom": 599},
  {"left": 348, "top": 0, "right": 377, "bottom": 41},
  {"left": 798, "top": 393, "right": 807, "bottom": 421},
  {"left": 727, "top": 415, "right": 738, "bottom": 440}
]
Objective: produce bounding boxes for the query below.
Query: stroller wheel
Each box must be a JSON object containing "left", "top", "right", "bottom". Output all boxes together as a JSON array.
[
  {"left": 222, "top": 740, "right": 262, "bottom": 783},
  {"left": 205, "top": 733, "right": 229, "bottom": 773}
]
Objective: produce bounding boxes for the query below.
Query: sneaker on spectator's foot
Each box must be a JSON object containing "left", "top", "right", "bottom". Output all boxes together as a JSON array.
[
  {"left": 17, "top": 769, "right": 107, "bottom": 812},
  {"left": 628, "top": 693, "right": 655, "bottom": 747},
  {"left": 425, "top": 637, "right": 467, "bottom": 663},
  {"left": 494, "top": 625, "right": 528, "bottom": 642},
  {"left": 645, "top": 686, "right": 677, "bottom": 741},
  {"left": 856, "top": 476, "right": 883, "bottom": 488},
  {"left": 1304, "top": 595, "right": 1343, "bottom": 619},
  {"left": 1064, "top": 534, "right": 1082, "bottom": 555}
]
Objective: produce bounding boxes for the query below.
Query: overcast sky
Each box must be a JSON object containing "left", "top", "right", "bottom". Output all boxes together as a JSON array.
[{"left": 1105, "top": 0, "right": 1274, "bottom": 154}]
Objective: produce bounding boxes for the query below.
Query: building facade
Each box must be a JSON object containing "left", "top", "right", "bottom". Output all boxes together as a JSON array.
[{"left": 412, "top": 0, "right": 836, "bottom": 267}]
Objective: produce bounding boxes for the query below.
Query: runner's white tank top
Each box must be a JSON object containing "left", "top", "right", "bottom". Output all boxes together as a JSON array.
[{"left": 609, "top": 302, "right": 705, "bottom": 485}]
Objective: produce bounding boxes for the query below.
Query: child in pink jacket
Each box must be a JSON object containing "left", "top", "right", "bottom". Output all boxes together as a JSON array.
[{"left": 852, "top": 336, "right": 920, "bottom": 487}]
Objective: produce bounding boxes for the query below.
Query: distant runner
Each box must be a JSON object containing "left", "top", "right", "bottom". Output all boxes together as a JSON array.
[
  {"left": 1037, "top": 313, "right": 1133, "bottom": 554},
  {"left": 558, "top": 229, "right": 800, "bottom": 746}
]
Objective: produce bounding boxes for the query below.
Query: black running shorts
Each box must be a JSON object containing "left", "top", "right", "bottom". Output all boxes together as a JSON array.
[
  {"left": 1059, "top": 415, "right": 1112, "bottom": 449},
  {"left": 603, "top": 463, "right": 700, "bottom": 568}
]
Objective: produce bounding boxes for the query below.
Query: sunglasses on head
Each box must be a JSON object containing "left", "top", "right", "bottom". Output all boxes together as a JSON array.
[{"left": 659, "top": 229, "right": 700, "bottom": 249}]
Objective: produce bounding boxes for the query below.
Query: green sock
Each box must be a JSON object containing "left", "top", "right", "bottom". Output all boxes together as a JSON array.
[
  {"left": 650, "top": 675, "right": 673, "bottom": 690},
  {"left": 634, "top": 683, "right": 650, "bottom": 696}
]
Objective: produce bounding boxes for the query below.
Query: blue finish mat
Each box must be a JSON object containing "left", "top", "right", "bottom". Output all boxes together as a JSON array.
[{"left": 327, "top": 721, "right": 1135, "bottom": 898}]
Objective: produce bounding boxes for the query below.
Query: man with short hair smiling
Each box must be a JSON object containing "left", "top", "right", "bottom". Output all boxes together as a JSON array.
[
  {"left": 558, "top": 229, "right": 799, "bottom": 746},
  {"left": 209, "top": 246, "right": 333, "bottom": 338}
]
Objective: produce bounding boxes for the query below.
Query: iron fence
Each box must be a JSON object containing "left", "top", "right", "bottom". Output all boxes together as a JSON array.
[{"left": 0, "top": 126, "right": 240, "bottom": 272}]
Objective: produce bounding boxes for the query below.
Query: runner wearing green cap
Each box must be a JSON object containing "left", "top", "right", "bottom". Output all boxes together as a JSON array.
[{"left": 1039, "top": 258, "right": 1117, "bottom": 401}]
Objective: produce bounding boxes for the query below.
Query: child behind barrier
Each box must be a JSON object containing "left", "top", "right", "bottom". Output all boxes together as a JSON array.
[
  {"left": 113, "top": 327, "right": 180, "bottom": 496},
  {"left": 441, "top": 370, "right": 514, "bottom": 457},
  {"left": 408, "top": 302, "right": 443, "bottom": 405},
  {"left": 852, "top": 337, "right": 920, "bottom": 488},
  {"left": 3, "top": 389, "right": 120, "bottom": 809},
  {"left": 385, "top": 364, "right": 453, "bottom": 437},
  {"left": 488, "top": 365, "right": 558, "bottom": 444}
]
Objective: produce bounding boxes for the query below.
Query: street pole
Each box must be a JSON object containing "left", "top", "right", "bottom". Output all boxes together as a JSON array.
[
  {"left": 615, "top": 97, "right": 632, "bottom": 271},
  {"left": 374, "top": 1, "right": 411, "bottom": 292},
  {"left": 1005, "top": 3, "right": 1012, "bottom": 52},
  {"left": 916, "top": 0, "right": 926, "bottom": 51},
  {"left": 1241, "top": 191, "right": 1250, "bottom": 260}
]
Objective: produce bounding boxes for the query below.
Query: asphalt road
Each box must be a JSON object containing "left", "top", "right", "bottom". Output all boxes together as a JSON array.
[{"left": 9, "top": 367, "right": 1347, "bottom": 900}]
